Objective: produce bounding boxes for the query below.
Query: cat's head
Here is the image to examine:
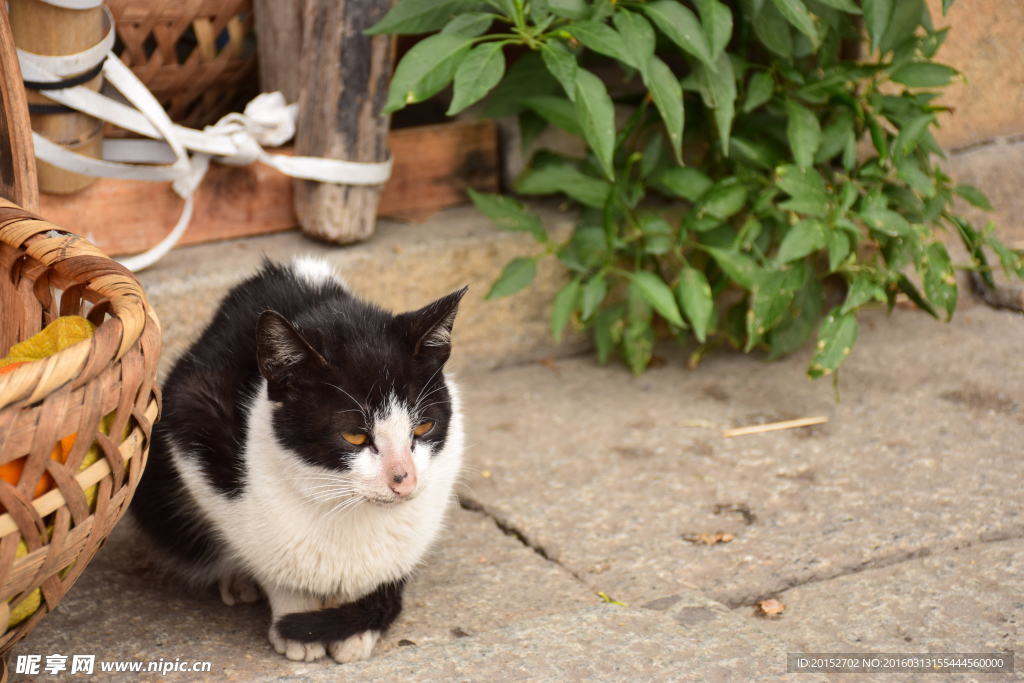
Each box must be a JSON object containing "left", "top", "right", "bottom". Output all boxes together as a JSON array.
[{"left": 255, "top": 287, "right": 467, "bottom": 507}]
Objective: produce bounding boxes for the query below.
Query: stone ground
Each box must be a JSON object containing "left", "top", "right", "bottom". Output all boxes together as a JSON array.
[
  {"left": 8, "top": 199, "right": 1024, "bottom": 680},
  {"left": 11, "top": 294, "right": 1022, "bottom": 680}
]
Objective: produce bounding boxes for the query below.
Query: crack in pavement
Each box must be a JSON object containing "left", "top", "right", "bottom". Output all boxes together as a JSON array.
[
  {"left": 723, "top": 527, "right": 1024, "bottom": 609},
  {"left": 457, "top": 495, "right": 593, "bottom": 588}
]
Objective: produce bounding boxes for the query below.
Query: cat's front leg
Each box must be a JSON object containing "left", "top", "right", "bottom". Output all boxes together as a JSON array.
[
  {"left": 264, "top": 585, "right": 327, "bottom": 662},
  {"left": 275, "top": 579, "right": 406, "bottom": 664}
]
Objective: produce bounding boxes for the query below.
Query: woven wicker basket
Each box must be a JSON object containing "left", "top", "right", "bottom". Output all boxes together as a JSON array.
[
  {"left": 108, "top": 0, "right": 258, "bottom": 128},
  {"left": 0, "top": 200, "right": 161, "bottom": 652}
]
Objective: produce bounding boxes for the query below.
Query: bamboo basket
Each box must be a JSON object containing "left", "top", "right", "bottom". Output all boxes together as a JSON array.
[
  {"left": 0, "top": 201, "right": 161, "bottom": 652},
  {"left": 108, "top": 0, "right": 257, "bottom": 129}
]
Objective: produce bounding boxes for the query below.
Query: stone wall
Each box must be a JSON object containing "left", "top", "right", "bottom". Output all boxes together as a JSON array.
[{"left": 926, "top": 0, "right": 1024, "bottom": 241}]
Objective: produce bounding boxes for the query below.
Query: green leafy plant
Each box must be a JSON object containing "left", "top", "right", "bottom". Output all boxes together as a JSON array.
[{"left": 371, "top": 0, "right": 1023, "bottom": 377}]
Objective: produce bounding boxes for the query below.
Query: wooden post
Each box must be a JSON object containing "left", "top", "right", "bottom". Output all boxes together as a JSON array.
[
  {"left": 253, "top": 0, "right": 304, "bottom": 103},
  {"left": 9, "top": 0, "right": 105, "bottom": 195},
  {"left": 0, "top": 9, "right": 38, "bottom": 210},
  {"left": 293, "top": 0, "right": 393, "bottom": 244}
]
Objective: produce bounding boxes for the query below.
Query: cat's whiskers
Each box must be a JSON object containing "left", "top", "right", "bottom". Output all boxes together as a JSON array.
[{"left": 322, "top": 382, "right": 370, "bottom": 424}]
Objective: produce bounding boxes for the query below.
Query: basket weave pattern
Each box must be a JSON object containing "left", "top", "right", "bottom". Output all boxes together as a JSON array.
[
  {"left": 107, "top": 0, "right": 257, "bottom": 128},
  {"left": 0, "top": 199, "right": 160, "bottom": 652}
]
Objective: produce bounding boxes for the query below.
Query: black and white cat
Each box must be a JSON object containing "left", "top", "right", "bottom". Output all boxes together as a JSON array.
[{"left": 131, "top": 257, "right": 466, "bottom": 663}]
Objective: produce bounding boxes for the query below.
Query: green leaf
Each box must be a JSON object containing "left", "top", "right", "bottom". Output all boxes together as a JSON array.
[
  {"left": 629, "top": 271, "right": 685, "bottom": 327},
  {"left": 896, "top": 158, "right": 936, "bottom": 197},
  {"left": 549, "top": 0, "right": 588, "bottom": 20},
  {"left": 729, "top": 137, "right": 780, "bottom": 171},
  {"left": 753, "top": 1, "right": 793, "bottom": 58},
  {"left": 623, "top": 318, "right": 655, "bottom": 374},
  {"left": 551, "top": 279, "right": 582, "bottom": 341},
  {"left": 862, "top": 0, "right": 894, "bottom": 53},
  {"left": 567, "top": 20, "right": 635, "bottom": 67},
  {"left": 516, "top": 162, "right": 610, "bottom": 208},
  {"left": 879, "top": 0, "right": 923, "bottom": 53},
  {"left": 614, "top": 11, "right": 656, "bottom": 72},
  {"left": 441, "top": 12, "right": 495, "bottom": 36},
  {"left": 521, "top": 95, "right": 582, "bottom": 136},
  {"left": 776, "top": 218, "right": 825, "bottom": 262},
  {"left": 815, "top": 110, "right": 854, "bottom": 164},
  {"left": 487, "top": 257, "right": 537, "bottom": 299},
  {"left": 697, "top": 0, "right": 734, "bottom": 59},
  {"left": 573, "top": 69, "right": 617, "bottom": 181},
  {"left": 860, "top": 205, "right": 913, "bottom": 237},
  {"left": 593, "top": 304, "right": 623, "bottom": 364},
  {"left": 698, "top": 178, "right": 747, "bottom": 220},
  {"left": 367, "top": 0, "right": 484, "bottom": 35},
  {"left": 896, "top": 273, "right": 939, "bottom": 318},
  {"left": 921, "top": 242, "right": 957, "bottom": 318},
  {"left": 643, "top": 56, "right": 685, "bottom": 163},
  {"left": 786, "top": 100, "right": 822, "bottom": 168},
  {"left": 697, "top": 53, "right": 737, "bottom": 151},
  {"left": 770, "top": 0, "right": 819, "bottom": 47},
  {"left": 890, "top": 62, "right": 958, "bottom": 87},
  {"left": 813, "top": 0, "right": 860, "bottom": 12},
  {"left": 955, "top": 185, "right": 993, "bottom": 210},
  {"left": 808, "top": 308, "right": 858, "bottom": 378},
  {"left": 640, "top": 215, "right": 675, "bottom": 255},
  {"left": 581, "top": 275, "right": 608, "bottom": 321},
  {"left": 540, "top": 41, "right": 578, "bottom": 100},
  {"left": 893, "top": 113, "right": 934, "bottom": 156},
  {"left": 768, "top": 269, "right": 822, "bottom": 358},
  {"left": 746, "top": 269, "right": 797, "bottom": 350},
  {"left": 677, "top": 267, "right": 714, "bottom": 343},
  {"left": 776, "top": 164, "right": 828, "bottom": 216},
  {"left": 384, "top": 34, "right": 472, "bottom": 113},
  {"left": 467, "top": 189, "right": 547, "bottom": 241},
  {"left": 827, "top": 230, "right": 850, "bottom": 271},
  {"left": 743, "top": 72, "right": 774, "bottom": 113},
  {"left": 448, "top": 42, "right": 507, "bottom": 115},
  {"left": 705, "top": 246, "right": 759, "bottom": 289},
  {"left": 653, "top": 167, "right": 712, "bottom": 202},
  {"left": 841, "top": 274, "right": 886, "bottom": 314},
  {"left": 641, "top": 1, "right": 715, "bottom": 69},
  {"left": 482, "top": 53, "right": 558, "bottom": 117},
  {"left": 942, "top": 0, "right": 955, "bottom": 14}
]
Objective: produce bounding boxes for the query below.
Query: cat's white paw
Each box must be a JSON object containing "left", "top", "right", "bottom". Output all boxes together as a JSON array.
[
  {"left": 269, "top": 626, "right": 327, "bottom": 662},
  {"left": 218, "top": 572, "right": 261, "bottom": 606},
  {"left": 328, "top": 630, "right": 379, "bottom": 663}
]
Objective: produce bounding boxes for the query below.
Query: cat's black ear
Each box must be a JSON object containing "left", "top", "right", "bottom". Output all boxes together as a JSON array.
[
  {"left": 256, "top": 311, "right": 327, "bottom": 395},
  {"left": 396, "top": 287, "right": 468, "bottom": 364}
]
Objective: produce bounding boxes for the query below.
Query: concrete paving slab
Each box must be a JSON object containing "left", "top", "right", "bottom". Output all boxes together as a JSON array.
[
  {"left": 741, "top": 538, "right": 1024, "bottom": 655},
  {"left": 294, "top": 600, "right": 814, "bottom": 682},
  {"left": 137, "top": 205, "right": 582, "bottom": 378},
  {"left": 457, "top": 301, "right": 1024, "bottom": 610},
  {"left": 10, "top": 507, "right": 594, "bottom": 680}
]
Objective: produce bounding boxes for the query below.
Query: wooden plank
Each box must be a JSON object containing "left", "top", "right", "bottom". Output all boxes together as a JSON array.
[
  {"left": 293, "top": 0, "right": 393, "bottom": 244},
  {"left": 0, "top": 9, "right": 38, "bottom": 210},
  {"left": 253, "top": 0, "right": 305, "bottom": 103},
  {"left": 37, "top": 120, "right": 500, "bottom": 257}
]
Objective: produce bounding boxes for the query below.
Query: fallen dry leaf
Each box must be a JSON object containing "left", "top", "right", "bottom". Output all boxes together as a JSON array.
[
  {"left": 683, "top": 532, "right": 735, "bottom": 545},
  {"left": 757, "top": 598, "right": 785, "bottom": 617}
]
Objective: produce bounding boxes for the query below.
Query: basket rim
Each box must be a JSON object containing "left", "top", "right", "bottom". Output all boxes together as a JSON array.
[{"left": 0, "top": 198, "right": 159, "bottom": 410}]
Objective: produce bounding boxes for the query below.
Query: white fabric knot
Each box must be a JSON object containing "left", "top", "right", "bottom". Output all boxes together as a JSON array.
[{"left": 201, "top": 92, "right": 297, "bottom": 165}]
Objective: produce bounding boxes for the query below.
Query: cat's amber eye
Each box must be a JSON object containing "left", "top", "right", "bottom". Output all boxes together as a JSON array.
[
  {"left": 342, "top": 432, "right": 367, "bottom": 446},
  {"left": 413, "top": 421, "right": 434, "bottom": 437}
]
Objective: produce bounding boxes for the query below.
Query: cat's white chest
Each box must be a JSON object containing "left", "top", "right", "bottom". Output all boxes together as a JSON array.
[{"left": 172, "top": 381, "right": 463, "bottom": 600}]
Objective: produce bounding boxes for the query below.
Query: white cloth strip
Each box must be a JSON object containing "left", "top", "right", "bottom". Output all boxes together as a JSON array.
[
  {"left": 38, "top": 0, "right": 105, "bottom": 9},
  {"left": 18, "top": 26, "right": 393, "bottom": 271},
  {"left": 17, "top": 6, "right": 113, "bottom": 78}
]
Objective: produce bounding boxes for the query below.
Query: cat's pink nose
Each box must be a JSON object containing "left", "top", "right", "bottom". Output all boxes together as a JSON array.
[{"left": 389, "top": 468, "right": 416, "bottom": 497}]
